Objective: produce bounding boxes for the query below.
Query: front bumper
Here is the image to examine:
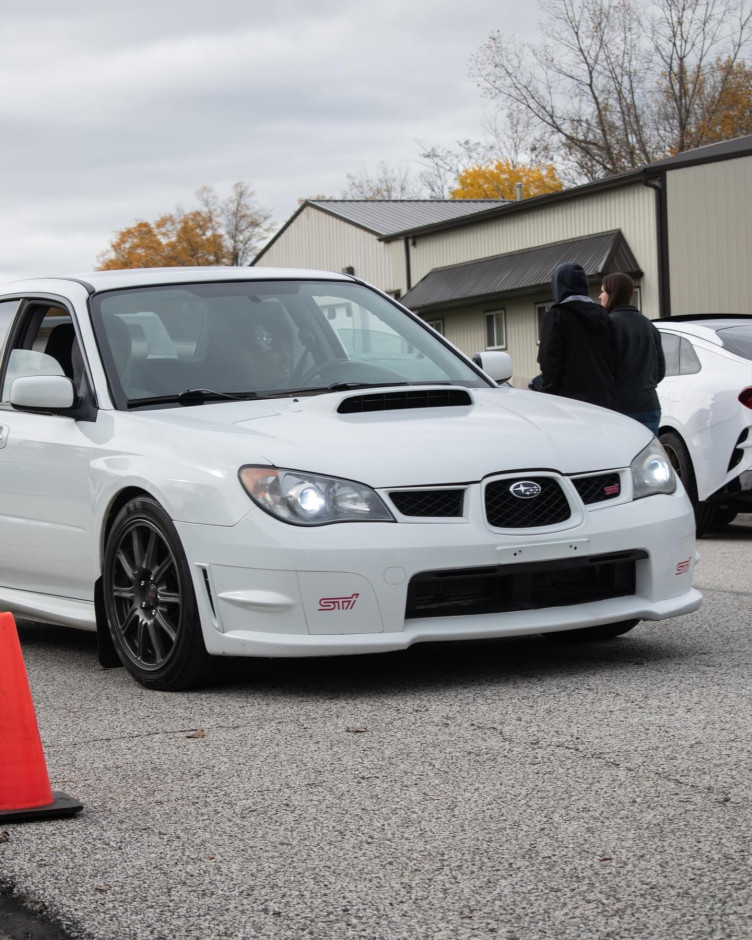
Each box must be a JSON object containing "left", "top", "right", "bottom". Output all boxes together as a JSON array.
[{"left": 175, "top": 483, "right": 701, "bottom": 658}]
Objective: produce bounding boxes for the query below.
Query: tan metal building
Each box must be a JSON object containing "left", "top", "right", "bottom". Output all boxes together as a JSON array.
[{"left": 254, "top": 136, "right": 752, "bottom": 383}]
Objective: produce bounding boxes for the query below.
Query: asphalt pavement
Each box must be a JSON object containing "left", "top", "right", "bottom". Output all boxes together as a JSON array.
[{"left": 1, "top": 517, "right": 751, "bottom": 939}]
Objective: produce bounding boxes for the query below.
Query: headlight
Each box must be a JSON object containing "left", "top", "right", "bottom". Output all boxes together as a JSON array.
[
  {"left": 239, "top": 466, "right": 394, "bottom": 525},
  {"left": 630, "top": 438, "right": 676, "bottom": 499}
]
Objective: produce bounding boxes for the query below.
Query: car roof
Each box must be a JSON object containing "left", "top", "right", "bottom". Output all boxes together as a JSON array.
[
  {"left": 657, "top": 313, "right": 752, "bottom": 327},
  {"left": 0, "top": 266, "right": 355, "bottom": 296},
  {"left": 655, "top": 314, "right": 752, "bottom": 342}
]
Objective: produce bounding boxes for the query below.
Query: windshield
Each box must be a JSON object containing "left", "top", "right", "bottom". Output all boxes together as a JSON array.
[{"left": 91, "top": 279, "right": 490, "bottom": 407}]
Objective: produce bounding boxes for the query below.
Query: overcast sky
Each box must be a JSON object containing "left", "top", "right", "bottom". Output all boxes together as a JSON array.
[{"left": 0, "top": 0, "right": 540, "bottom": 283}]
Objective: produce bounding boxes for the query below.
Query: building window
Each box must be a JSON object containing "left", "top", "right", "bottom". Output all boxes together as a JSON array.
[
  {"left": 425, "top": 318, "right": 444, "bottom": 335},
  {"left": 485, "top": 309, "right": 506, "bottom": 349},
  {"left": 535, "top": 302, "right": 552, "bottom": 343}
]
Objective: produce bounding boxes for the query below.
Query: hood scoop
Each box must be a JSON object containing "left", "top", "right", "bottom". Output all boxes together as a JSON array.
[{"left": 337, "top": 388, "right": 473, "bottom": 414}]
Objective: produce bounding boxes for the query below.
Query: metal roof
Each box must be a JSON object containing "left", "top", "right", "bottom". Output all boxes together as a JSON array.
[
  {"left": 648, "top": 134, "right": 752, "bottom": 170},
  {"left": 308, "top": 199, "right": 507, "bottom": 237},
  {"left": 253, "top": 136, "right": 752, "bottom": 264},
  {"left": 372, "top": 135, "right": 752, "bottom": 243},
  {"left": 402, "top": 231, "right": 641, "bottom": 311}
]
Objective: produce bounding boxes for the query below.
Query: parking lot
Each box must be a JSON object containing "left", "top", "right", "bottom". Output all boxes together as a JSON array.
[{"left": 1, "top": 519, "right": 751, "bottom": 940}]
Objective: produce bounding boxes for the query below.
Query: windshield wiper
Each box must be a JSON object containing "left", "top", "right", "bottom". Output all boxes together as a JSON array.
[
  {"left": 276, "top": 381, "right": 414, "bottom": 397},
  {"left": 178, "top": 388, "right": 259, "bottom": 405},
  {"left": 327, "top": 381, "right": 414, "bottom": 391},
  {"left": 126, "top": 389, "right": 259, "bottom": 408}
]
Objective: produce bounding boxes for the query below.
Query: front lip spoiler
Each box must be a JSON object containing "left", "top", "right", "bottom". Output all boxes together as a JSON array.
[{"left": 210, "top": 588, "right": 704, "bottom": 658}]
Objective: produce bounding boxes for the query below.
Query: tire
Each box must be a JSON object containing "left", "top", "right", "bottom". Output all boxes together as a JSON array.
[
  {"left": 658, "top": 430, "right": 716, "bottom": 537},
  {"left": 103, "top": 496, "right": 216, "bottom": 691},
  {"left": 713, "top": 504, "right": 738, "bottom": 528},
  {"left": 543, "top": 619, "right": 640, "bottom": 642}
]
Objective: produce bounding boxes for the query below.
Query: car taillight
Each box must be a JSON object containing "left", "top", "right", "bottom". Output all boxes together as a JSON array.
[{"left": 739, "top": 387, "right": 752, "bottom": 409}]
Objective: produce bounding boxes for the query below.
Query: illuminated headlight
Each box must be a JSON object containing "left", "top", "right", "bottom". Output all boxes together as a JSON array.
[
  {"left": 630, "top": 438, "right": 676, "bottom": 499},
  {"left": 239, "top": 467, "right": 394, "bottom": 525}
]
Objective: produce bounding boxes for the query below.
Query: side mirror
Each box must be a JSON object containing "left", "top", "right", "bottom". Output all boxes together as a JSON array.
[
  {"left": 10, "top": 375, "right": 76, "bottom": 411},
  {"left": 472, "top": 351, "right": 513, "bottom": 384}
]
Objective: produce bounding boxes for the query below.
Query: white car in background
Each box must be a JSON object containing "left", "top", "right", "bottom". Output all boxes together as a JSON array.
[
  {"left": 655, "top": 315, "right": 752, "bottom": 536},
  {"left": 0, "top": 268, "right": 701, "bottom": 690}
]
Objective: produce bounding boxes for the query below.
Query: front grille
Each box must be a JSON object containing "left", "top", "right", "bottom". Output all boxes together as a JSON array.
[
  {"left": 406, "top": 551, "right": 646, "bottom": 619},
  {"left": 485, "top": 476, "right": 571, "bottom": 528},
  {"left": 573, "top": 472, "right": 621, "bottom": 504},
  {"left": 389, "top": 489, "right": 464, "bottom": 517},
  {"left": 338, "top": 388, "right": 472, "bottom": 414}
]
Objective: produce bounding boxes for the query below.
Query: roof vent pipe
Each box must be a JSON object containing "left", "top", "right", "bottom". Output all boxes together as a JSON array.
[{"left": 515, "top": 183, "right": 523, "bottom": 201}]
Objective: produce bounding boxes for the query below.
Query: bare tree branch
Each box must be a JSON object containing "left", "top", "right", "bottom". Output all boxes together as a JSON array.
[{"left": 470, "top": 0, "right": 752, "bottom": 181}]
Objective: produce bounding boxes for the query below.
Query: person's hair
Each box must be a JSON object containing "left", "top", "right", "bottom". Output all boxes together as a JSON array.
[{"left": 601, "top": 272, "right": 635, "bottom": 313}]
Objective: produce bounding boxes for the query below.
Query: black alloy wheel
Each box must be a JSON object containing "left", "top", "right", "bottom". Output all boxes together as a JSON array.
[
  {"left": 658, "top": 430, "right": 717, "bottom": 537},
  {"left": 103, "top": 497, "right": 215, "bottom": 690}
]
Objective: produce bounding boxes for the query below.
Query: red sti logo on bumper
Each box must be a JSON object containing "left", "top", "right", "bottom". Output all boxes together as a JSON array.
[
  {"left": 675, "top": 558, "right": 691, "bottom": 575},
  {"left": 318, "top": 593, "right": 360, "bottom": 611}
]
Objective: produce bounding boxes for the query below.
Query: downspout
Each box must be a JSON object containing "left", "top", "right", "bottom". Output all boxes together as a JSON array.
[
  {"left": 642, "top": 171, "right": 671, "bottom": 317},
  {"left": 403, "top": 237, "right": 412, "bottom": 292}
]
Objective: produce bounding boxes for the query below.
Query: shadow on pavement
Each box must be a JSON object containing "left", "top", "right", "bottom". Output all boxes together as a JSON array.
[{"left": 0, "top": 884, "right": 72, "bottom": 940}]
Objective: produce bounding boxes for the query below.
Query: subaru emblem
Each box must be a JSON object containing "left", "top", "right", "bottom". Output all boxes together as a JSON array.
[{"left": 510, "top": 480, "right": 542, "bottom": 499}]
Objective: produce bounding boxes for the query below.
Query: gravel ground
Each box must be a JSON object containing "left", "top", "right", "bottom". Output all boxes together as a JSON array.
[{"left": 1, "top": 518, "right": 751, "bottom": 940}]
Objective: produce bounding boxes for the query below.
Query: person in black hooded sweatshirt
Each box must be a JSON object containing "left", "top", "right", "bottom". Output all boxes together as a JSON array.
[{"left": 536, "top": 261, "right": 614, "bottom": 409}]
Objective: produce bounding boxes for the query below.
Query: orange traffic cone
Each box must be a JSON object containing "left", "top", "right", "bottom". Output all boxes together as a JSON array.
[{"left": 0, "top": 612, "right": 83, "bottom": 823}]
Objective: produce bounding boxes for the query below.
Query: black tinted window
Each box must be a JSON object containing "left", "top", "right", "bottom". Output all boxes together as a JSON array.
[{"left": 717, "top": 326, "right": 752, "bottom": 360}]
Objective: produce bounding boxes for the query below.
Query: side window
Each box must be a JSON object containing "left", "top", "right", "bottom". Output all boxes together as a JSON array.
[
  {"left": 485, "top": 309, "right": 506, "bottom": 350},
  {"left": 1, "top": 303, "right": 83, "bottom": 402},
  {"left": 660, "top": 333, "right": 681, "bottom": 376},
  {"left": 679, "top": 337, "right": 701, "bottom": 374}
]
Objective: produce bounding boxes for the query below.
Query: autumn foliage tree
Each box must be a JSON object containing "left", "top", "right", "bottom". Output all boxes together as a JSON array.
[
  {"left": 97, "top": 183, "right": 273, "bottom": 270},
  {"left": 688, "top": 56, "right": 752, "bottom": 143},
  {"left": 470, "top": 0, "right": 752, "bottom": 182},
  {"left": 450, "top": 160, "right": 563, "bottom": 199}
]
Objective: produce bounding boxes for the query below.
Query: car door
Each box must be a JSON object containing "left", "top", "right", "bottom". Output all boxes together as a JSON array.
[{"left": 0, "top": 299, "right": 97, "bottom": 600}]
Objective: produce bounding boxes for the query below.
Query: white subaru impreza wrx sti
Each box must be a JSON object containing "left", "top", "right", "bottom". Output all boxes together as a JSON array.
[{"left": 0, "top": 268, "right": 701, "bottom": 689}]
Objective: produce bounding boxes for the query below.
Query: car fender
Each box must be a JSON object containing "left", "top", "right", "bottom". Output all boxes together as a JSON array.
[{"left": 90, "top": 454, "right": 255, "bottom": 531}]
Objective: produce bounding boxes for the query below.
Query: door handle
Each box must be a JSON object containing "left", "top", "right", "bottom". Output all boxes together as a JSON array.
[{"left": 0, "top": 425, "right": 7, "bottom": 449}]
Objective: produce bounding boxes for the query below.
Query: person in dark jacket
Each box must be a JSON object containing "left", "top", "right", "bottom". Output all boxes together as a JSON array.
[
  {"left": 599, "top": 272, "right": 665, "bottom": 435},
  {"left": 536, "top": 261, "right": 614, "bottom": 408}
]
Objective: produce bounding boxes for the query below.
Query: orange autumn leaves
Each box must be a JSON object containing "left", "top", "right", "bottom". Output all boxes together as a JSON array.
[
  {"left": 450, "top": 160, "right": 563, "bottom": 200},
  {"left": 97, "top": 183, "right": 273, "bottom": 270}
]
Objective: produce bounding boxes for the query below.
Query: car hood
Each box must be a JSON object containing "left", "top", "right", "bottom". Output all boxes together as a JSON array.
[{"left": 134, "top": 385, "right": 651, "bottom": 487}]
